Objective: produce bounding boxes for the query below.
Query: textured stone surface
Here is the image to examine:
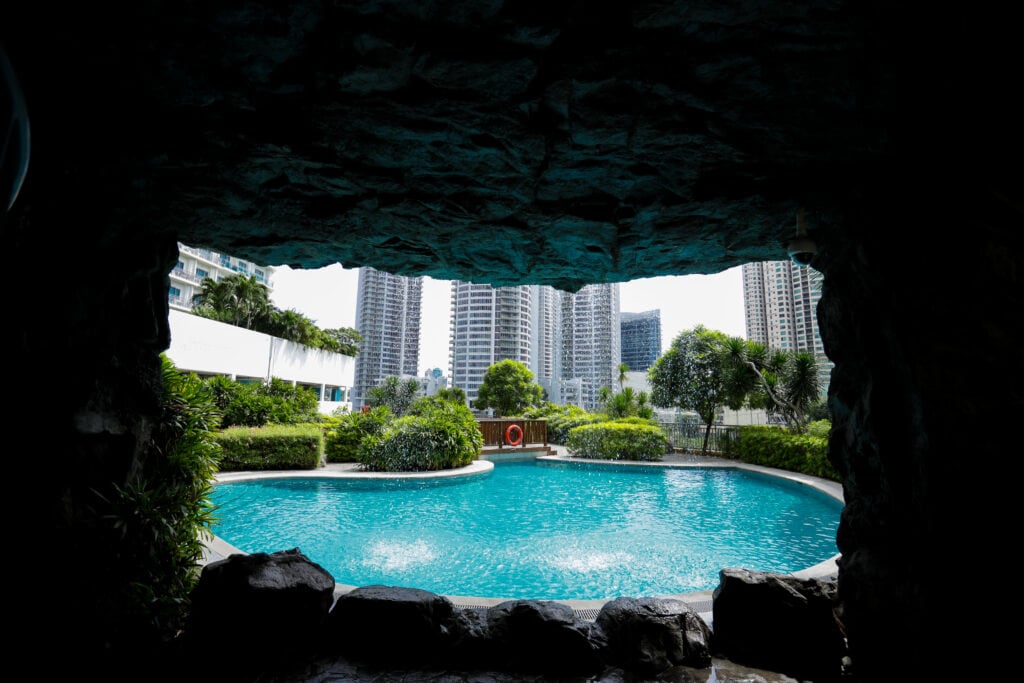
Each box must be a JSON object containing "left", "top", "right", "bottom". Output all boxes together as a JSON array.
[
  {"left": 593, "top": 596, "right": 713, "bottom": 675},
  {"left": 712, "top": 568, "right": 845, "bottom": 682}
]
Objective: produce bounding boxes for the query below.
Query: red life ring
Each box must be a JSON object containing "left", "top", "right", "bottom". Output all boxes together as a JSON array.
[{"left": 504, "top": 423, "right": 524, "bottom": 447}]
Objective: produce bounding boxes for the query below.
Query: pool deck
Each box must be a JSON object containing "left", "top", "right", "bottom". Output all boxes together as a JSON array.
[{"left": 204, "top": 446, "right": 844, "bottom": 626}]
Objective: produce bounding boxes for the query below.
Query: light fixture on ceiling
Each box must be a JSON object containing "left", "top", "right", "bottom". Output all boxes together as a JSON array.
[{"left": 787, "top": 207, "right": 816, "bottom": 266}]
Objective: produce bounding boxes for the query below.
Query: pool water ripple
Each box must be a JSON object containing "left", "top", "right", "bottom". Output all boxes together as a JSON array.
[{"left": 210, "top": 460, "right": 841, "bottom": 601}]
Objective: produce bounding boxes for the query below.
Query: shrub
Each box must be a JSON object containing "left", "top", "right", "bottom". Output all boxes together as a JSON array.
[
  {"left": 566, "top": 421, "right": 669, "bottom": 461},
  {"left": 95, "top": 355, "right": 222, "bottom": 653},
  {"left": 359, "top": 397, "right": 483, "bottom": 472},
  {"left": 202, "top": 375, "right": 320, "bottom": 427},
  {"left": 324, "top": 406, "right": 393, "bottom": 462},
  {"left": 215, "top": 425, "right": 324, "bottom": 471},
  {"left": 730, "top": 425, "right": 838, "bottom": 481}
]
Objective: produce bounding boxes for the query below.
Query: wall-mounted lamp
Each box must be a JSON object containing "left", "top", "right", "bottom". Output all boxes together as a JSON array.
[{"left": 787, "top": 207, "right": 816, "bottom": 266}]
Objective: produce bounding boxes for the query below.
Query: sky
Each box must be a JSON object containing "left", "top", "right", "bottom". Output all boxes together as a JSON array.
[{"left": 270, "top": 264, "right": 746, "bottom": 376}]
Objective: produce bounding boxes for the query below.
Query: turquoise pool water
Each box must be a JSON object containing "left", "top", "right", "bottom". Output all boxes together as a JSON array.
[{"left": 210, "top": 460, "right": 841, "bottom": 601}]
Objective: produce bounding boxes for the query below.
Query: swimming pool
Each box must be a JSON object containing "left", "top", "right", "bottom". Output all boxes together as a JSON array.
[{"left": 210, "top": 459, "right": 842, "bottom": 602}]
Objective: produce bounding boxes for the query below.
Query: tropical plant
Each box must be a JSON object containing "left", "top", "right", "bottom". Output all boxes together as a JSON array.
[
  {"left": 96, "top": 354, "right": 221, "bottom": 654},
  {"left": 365, "top": 375, "right": 422, "bottom": 417},
  {"left": 434, "top": 386, "right": 468, "bottom": 404},
  {"left": 192, "top": 273, "right": 273, "bottom": 330},
  {"left": 648, "top": 325, "right": 741, "bottom": 454},
  {"left": 722, "top": 338, "right": 820, "bottom": 433},
  {"left": 201, "top": 375, "right": 319, "bottom": 427},
  {"left": 320, "top": 326, "right": 362, "bottom": 356},
  {"left": 618, "top": 362, "right": 630, "bottom": 391},
  {"left": 359, "top": 395, "right": 483, "bottom": 471},
  {"left": 473, "top": 359, "right": 544, "bottom": 417}
]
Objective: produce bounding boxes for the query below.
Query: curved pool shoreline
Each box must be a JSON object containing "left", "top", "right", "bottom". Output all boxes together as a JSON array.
[{"left": 204, "top": 448, "right": 843, "bottom": 619}]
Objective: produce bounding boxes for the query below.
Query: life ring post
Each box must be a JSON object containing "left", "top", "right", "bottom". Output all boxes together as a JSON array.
[{"left": 504, "top": 423, "right": 524, "bottom": 447}]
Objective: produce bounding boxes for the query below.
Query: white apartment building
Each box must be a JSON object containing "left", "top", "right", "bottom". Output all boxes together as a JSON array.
[
  {"left": 352, "top": 267, "right": 423, "bottom": 409},
  {"left": 529, "top": 284, "right": 563, "bottom": 403},
  {"left": 449, "top": 282, "right": 533, "bottom": 404},
  {"left": 560, "top": 283, "right": 621, "bottom": 411},
  {"left": 742, "top": 260, "right": 832, "bottom": 396},
  {"left": 165, "top": 311, "right": 354, "bottom": 415},
  {"left": 169, "top": 242, "right": 275, "bottom": 312},
  {"left": 166, "top": 244, "right": 353, "bottom": 414}
]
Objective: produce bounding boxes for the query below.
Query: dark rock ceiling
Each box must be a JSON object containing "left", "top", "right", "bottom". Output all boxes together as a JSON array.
[{"left": 3, "top": 2, "right": 1013, "bottom": 290}]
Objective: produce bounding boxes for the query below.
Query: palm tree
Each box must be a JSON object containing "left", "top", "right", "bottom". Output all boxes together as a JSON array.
[
  {"left": 722, "top": 337, "right": 819, "bottom": 432},
  {"left": 618, "top": 362, "right": 630, "bottom": 391},
  {"left": 192, "top": 273, "right": 273, "bottom": 330}
]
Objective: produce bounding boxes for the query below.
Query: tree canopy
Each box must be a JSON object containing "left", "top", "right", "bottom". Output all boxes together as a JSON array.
[
  {"left": 648, "top": 325, "right": 820, "bottom": 452},
  {"left": 473, "top": 359, "right": 544, "bottom": 417}
]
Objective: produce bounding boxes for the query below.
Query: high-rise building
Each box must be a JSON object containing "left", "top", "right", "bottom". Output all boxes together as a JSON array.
[
  {"left": 620, "top": 309, "right": 662, "bottom": 371},
  {"left": 529, "top": 284, "right": 563, "bottom": 403},
  {"left": 169, "top": 242, "right": 275, "bottom": 312},
  {"left": 352, "top": 267, "right": 423, "bottom": 408},
  {"left": 449, "top": 281, "right": 533, "bottom": 404},
  {"left": 742, "top": 261, "right": 832, "bottom": 396},
  {"left": 560, "top": 283, "right": 621, "bottom": 411}
]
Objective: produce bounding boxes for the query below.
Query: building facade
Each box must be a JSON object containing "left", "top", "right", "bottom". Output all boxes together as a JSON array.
[
  {"left": 165, "top": 311, "right": 353, "bottom": 415},
  {"left": 449, "top": 281, "right": 533, "bottom": 405},
  {"left": 560, "top": 283, "right": 621, "bottom": 411},
  {"left": 620, "top": 309, "right": 662, "bottom": 371},
  {"left": 169, "top": 242, "right": 275, "bottom": 312},
  {"left": 742, "top": 260, "right": 832, "bottom": 396},
  {"left": 352, "top": 267, "right": 423, "bottom": 409},
  {"left": 529, "top": 284, "right": 563, "bottom": 403}
]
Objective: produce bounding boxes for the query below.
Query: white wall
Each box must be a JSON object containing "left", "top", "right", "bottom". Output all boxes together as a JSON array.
[{"left": 166, "top": 310, "right": 355, "bottom": 414}]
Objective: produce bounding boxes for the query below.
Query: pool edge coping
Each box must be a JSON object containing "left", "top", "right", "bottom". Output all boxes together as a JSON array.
[{"left": 204, "top": 450, "right": 843, "bottom": 618}]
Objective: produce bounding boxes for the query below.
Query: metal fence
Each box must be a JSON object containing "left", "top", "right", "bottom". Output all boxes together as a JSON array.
[{"left": 656, "top": 421, "right": 740, "bottom": 455}]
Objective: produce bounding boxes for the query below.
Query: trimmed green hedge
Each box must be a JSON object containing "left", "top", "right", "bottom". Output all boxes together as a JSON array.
[
  {"left": 729, "top": 425, "right": 838, "bottom": 481},
  {"left": 215, "top": 425, "right": 324, "bottom": 471},
  {"left": 566, "top": 421, "right": 669, "bottom": 461}
]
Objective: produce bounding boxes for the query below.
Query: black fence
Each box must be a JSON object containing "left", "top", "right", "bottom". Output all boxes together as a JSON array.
[{"left": 656, "top": 422, "right": 740, "bottom": 455}]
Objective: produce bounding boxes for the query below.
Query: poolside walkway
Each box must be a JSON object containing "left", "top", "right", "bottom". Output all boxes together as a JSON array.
[{"left": 204, "top": 445, "right": 843, "bottom": 629}]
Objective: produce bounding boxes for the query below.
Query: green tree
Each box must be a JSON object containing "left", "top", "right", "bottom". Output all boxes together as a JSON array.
[
  {"left": 648, "top": 325, "right": 740, "bottom": 454},
  {"left": 192, "top": 273, "right": 273, "bottom": 330},
  {"left": 722, "top": 338, "right": 819, "bottom": 432},
  {"left": 366, "top": 375, "right": 421, "bottom": 417},
  {"left": 267, "top": 308, "right": 321, "bottom": 347},
  {"left": 474, "top": 359, "right": 544, "bottom": 417}
]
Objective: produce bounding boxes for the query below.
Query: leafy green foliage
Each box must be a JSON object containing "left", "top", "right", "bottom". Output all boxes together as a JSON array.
[
  {"left": 359, "top": 396, "right": 483, "bottom": 471},
  {"left": 202, "top": 376, "right": 319, "bottom": 427},
  {"left": 324, "top": 406, "right": 393, "bottom": 462},
  {"left": 215, "top": 425, "right": 324, "bottom": 471},
  {"left": 601, "top": 387, "right": 655, "bottom": 419},
  {"left": 520, "top": 402, "right": 602, "bottom": 444},
  {"left": 806, "top": 419, "right": 832, "bottom": 439},
  {"left": 474, "top": 359, "right": 544, "bottom": 417},
  {"left": 366, "top": 375, "right": 422, "bottom": 416},
  {"left": 566, "top": 420, "right": 670, "bottom": 461},
  {"left": 648, "top": 325, "right": 737, "bottom": 453},
  {"left": 95, "top": 354, "right": 222, "bottom": 653},
  {"left": 729, "top": 425, "right": 838, "bottom": 481},
  {"left": 192, "top": 273, "right": 273, "bottom": 330},
  {"left": 434, "top": 386, "right": 468, "bottom": 404}
]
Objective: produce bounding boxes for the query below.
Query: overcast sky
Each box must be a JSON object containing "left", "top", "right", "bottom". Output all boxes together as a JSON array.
[{"left": 270, "top": 264, "right": 746, "bottom": 376}]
